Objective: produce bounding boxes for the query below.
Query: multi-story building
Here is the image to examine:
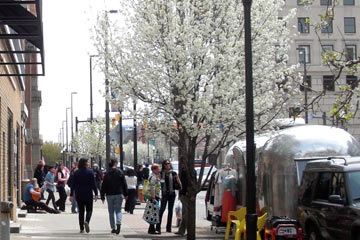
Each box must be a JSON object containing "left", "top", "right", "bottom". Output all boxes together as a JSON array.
[
  {"left": 283, "top": 0, "right": 360, "bottom": 139},
  {"left": 0, "top": 0, "right": 44, "bottom": 221}
]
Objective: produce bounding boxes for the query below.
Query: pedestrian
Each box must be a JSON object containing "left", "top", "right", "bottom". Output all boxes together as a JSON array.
[
  {"left": 34, "top": 160, "right": 45, "bottom": 200},
  {"left": 24, "top": 178, "right": 60, "bottom": 214},
  {"left": 44, "top": 166, "right": 57, "bottom": 210},
  {"left": 175, "top": 164, "right": 196, "bottom": 236},
  {"left": 100, "top": 159, "right": 128, "bottom": 234},
  {"left": 92, "top": 163, "right": 102, "bottom": 193},
  {"left": 156, "top": 160, "right": 181, "bottom": 233},
  {"left": 147, "top": 163, "right": 161, "bottom": 234},
  {"left": 55, "top": 162, "right": 68, "bottom": 212},
  {"left": 70, "top": 158, "right": 98, "bottom": 233},
  {"left": 125, "top": 168, "right": 137, "bottom": 214},
  {"left": 143, "top": 162, "right": 150, "bottom": 180},
  {"left": 67, "top": 161, "right": 78, "bottom": 213}
]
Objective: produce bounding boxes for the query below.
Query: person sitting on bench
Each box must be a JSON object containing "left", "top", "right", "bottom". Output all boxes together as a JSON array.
[{"left": 24, "top": 178, "right": 60, "bottom": 214}]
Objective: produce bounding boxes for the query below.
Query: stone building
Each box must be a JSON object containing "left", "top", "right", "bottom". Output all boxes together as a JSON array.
[{"left": 282, "top": 0, "right": 360, "bottom": 139}]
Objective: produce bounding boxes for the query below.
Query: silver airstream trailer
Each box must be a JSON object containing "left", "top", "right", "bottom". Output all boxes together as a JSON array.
[{"left": 225, "top": 125, "right": 360, "bottom": 219}]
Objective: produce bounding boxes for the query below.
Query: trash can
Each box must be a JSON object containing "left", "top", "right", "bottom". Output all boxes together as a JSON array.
[
  {"left": 21, "top": 179, "right": 31, "bottom": 201},
  {"left": 0, "top": 201, "right": 14, "bottom": 240}
]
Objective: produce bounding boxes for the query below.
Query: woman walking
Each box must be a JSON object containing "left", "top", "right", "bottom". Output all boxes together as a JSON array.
[
  {"left": 70, "top": 158, "right": 98, "bottom": 233},
  {"left": 101, "top": 159, "right": 128, "bottom": 234},
  {"left": 156, "top": 160, "right": 181, "bottom": 233},
  {"left": 147, "top": 163, "right": 161, "bottom": 234},
  {"left": 125, "top": 169, "right": 137, "bottom": 214},
  {"left": 44, "top": 166, "right": 57, "bottom": 210},
  {"left": 55, "top": 163, "right": 68, "bottom": 212}
]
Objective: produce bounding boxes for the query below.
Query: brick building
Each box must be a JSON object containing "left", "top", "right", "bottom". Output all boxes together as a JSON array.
[{"left": 0, "top": 1, "right": 44, "bottom": 221}]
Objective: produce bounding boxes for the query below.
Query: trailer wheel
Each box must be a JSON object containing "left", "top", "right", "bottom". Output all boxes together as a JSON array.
[{"left": 308, "top": 225, "right": 322, "bottom": 240}]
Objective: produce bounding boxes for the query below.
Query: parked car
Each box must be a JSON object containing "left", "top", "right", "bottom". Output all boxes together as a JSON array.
[
  {"left": 195, "top": 166, "right": 216, "bottom": 190},
  {"left": 298, "top": 157, "right": 360, "bottom": 240}
]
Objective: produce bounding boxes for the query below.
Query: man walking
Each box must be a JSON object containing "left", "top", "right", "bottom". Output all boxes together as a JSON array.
[
  {"left": 101, "top": 159, "right": 128, "bottom": 235},
  {"left": 67, "top": 161, "right": 78, "bottom": 213},
  {"left": 70, "top": 158, "right": 98, "bottom": 233}
]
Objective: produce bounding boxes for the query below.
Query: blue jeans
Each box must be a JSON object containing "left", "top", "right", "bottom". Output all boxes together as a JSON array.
[
  {"left": 71, "top": 197, "right": 78, "bottom": 213},
  {"left": 106, "top": 194, "right": 123, "bottom": 229},
  {"left": 156, "top": 193, "right": 176, "bottom": 232}
]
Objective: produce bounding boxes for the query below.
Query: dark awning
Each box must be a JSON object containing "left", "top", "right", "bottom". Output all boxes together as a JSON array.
[{"left": 0, "top": 0, "right": 44, "bottom": 77}]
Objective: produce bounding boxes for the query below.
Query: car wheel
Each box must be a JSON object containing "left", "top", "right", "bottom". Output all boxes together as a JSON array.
[{"left": 308, "top": 225, "right": 322, "bottom": 240}]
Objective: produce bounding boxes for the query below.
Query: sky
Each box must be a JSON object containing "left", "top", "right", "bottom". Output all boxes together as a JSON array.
[{"left": 39, "top": 0, "right": 122, "bottom": 143}]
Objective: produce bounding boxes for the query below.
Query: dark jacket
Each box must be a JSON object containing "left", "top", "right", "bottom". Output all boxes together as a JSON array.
[
  {"left": 71, "top": 168, "right": 98, "bottom": 201},
  {"left": 142, "top": 167, "right": 150, "bottom": 180},
  {"left": 34, "top": 168, "right": 45, "bottom": 187},
  {"left": 101, "top": 168, "right": 128, "bottom": 200}
]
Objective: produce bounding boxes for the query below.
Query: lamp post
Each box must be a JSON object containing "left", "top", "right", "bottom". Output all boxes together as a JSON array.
[
  {"left": 297, "top": 48, "right": 308, "bottom": 124},
  {"left": 104, "top": 9, "right": 118, "bottom": 171},
  {"left": 243, "top": 0, "right": 257, "bottom": 239},
  {"left": 89, "top": 55, "right": 98, "bottom": 122},
  {"left": 71, "top": 92, "right": 77, "bottom": 165},
  {"left": 119, "top": 110, "right": 124, "bottom": 170},
  {"left": 62, "top": 120, "right": 66, "bottom": 165},
  {"left": 133, "top": 103, "right": 137, "bottom": 170},
  {"left": 66, "top": 107, "right": 70, "bottom": 167}
]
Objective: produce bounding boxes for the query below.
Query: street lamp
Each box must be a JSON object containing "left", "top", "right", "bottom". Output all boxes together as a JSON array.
[
  {"left": 66, "top": 107, "right": 70, "bottom": 167},
  {"left": 297, "top": 47, "right": 309, "bottom": 124},
  {"left": 243, "top": 0, "right": 257, "bottom": 239},
  {"left": 89, "top": 55, "right": 98, "bottom": 122},
  {"left": 104, "top": 9, "right": 118, "bottom": 170},
  {"left": 71, "top": 92, "right": 77, "bottom": 165},
  {"left": 62, "top": 120, "right": 66, "bottom": 165}
]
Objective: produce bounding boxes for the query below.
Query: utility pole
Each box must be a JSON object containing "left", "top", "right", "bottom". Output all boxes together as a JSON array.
[{"left": 243, "top": 0, "right": 257, "bottom": 239}]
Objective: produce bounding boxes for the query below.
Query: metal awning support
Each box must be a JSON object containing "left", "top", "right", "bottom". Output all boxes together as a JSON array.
[{"left": 0, "top": 0, "right": 44, "bottom": 77}]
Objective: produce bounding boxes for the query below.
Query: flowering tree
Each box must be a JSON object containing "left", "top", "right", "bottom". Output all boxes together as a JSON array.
[
  {"left": 94, "top": 0, "right": 300, "bottom": 238},
  {"left": 72, "top": 117, "right": 106, "bottom": 161}
]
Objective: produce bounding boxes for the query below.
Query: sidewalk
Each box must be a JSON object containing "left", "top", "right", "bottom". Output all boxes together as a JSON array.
[{"left": 11, "top": 199, "right": 224, "bottom": 240}]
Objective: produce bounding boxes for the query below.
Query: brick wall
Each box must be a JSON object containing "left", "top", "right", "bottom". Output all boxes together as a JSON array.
[{"left": 0, "top": 39, "right": 26, "bottom": 220}]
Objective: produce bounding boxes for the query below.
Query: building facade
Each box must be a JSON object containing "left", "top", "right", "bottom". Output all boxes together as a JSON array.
[
  {"left": 283, "top": 0, "right": 360, "bottom": 139},
  {"left": 0, "top": 1, "right": 44, "bottom": 221},
  {"left": 0, "top": 37, "right": 27, "bottom": 221}
]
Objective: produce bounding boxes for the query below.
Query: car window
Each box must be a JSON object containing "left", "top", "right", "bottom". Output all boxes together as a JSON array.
[
  {"left": 346, "top": 171, "right": 360, "bottom": 203},
  {"left": 299, "top": 171, "right": 317, "bottom": 204},
  {"left": 315, "top": 172, "right": 332, "bottom": 201},
  {"left": 329, "top": 172, "right": 346, "bottom": 200}
]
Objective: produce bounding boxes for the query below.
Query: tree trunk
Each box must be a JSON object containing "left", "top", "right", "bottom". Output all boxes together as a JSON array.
[
  {"left": 178, "top": 130, "right": 198, "bottom": 239},
  {"left": 187, "top": 187, "right": 196, "bottom": 240}
]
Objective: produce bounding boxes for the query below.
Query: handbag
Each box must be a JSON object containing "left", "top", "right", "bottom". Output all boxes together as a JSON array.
[{"left": 142, "top": 200, "right": 160, "bottom": 224}]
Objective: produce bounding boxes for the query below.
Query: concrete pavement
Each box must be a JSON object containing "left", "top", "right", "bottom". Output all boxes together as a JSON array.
[{"left": 10, "top": 194, "right": 225, "bottom": 240}]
